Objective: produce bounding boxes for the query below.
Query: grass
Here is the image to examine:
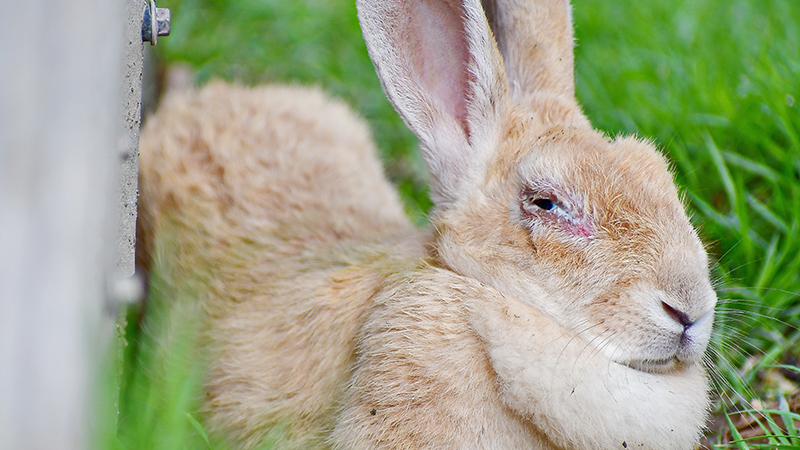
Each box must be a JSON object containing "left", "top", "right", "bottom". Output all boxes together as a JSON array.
[{"left": 110, "top": 0, "right": 800, "bottom": 448}]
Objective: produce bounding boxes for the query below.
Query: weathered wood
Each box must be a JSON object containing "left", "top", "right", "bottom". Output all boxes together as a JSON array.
[{"left": 0, "top": 0, "right": 126, "bottom": 448}]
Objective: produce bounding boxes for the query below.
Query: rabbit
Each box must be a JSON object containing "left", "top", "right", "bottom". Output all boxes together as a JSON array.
[{"left": 137, "top": 0, "right": 718, "bottom": 448}]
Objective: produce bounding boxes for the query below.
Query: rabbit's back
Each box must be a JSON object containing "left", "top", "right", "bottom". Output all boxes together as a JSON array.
[
  {"left": 136, "top": 82, "right": 416, "bottom": 447},
  {"left": 138, "top": 82, "right": 411, "bottom": 273}
]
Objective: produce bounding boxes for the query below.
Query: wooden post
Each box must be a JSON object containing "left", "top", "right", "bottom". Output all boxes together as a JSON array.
[{"left": 0, "top": 0, "right": 126, "bottom": 448}]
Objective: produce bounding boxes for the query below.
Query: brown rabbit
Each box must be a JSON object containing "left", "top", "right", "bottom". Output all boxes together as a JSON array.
[{"left": 137, "top": 0, "right": 717, "bottom": 448}]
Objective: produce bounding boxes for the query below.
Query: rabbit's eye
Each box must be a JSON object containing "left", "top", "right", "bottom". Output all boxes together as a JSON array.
[
  {"left": 521, "top": 194, "right": 560, "bottom": 214},
  {"left": 519, "top": 189, "right": 593, "bottom": 238},
  {"left": 532, "top": 198, "right": 555, "bottom": 211},
  {"left": 520, "top": 192, "right": 573, "bottom": 222}
]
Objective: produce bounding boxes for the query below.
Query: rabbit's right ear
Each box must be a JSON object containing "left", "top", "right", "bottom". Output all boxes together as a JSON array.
[
  {"left": 357, "top": 0, "right": 509, "bottom": 207},
  {"left": 481, "top": 0, "right": 577, "bottom": 102}
]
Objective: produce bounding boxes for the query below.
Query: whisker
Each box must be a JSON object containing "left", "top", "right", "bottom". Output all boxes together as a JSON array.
[
  {"left": 712, "top": 237, "right": 744, "bottom": 266},
  {"left": 716, "top": 286, "right": 800, "bottom": 297}
]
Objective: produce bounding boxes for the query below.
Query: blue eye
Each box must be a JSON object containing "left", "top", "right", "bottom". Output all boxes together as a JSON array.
[{"left": 532, "top": 198, "right": 554, "bottom": 210}]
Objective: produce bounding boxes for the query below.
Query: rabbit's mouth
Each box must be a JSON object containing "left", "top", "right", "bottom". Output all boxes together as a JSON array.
[{"left": 621, "top": 355, "right": 689, "bottom": 374}]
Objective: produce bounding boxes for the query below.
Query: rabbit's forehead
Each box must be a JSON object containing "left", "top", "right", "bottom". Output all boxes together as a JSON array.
[
  {"left": 506, "top": 128, "right": 680, "bottom": 212},
  {"left": 517, "top": 134, "right": 699, "bottom": 248}
]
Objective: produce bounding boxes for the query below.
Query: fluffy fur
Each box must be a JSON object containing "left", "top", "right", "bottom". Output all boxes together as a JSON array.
[{"left": 138, "top": 0, "right": 717, "bottom": 448}]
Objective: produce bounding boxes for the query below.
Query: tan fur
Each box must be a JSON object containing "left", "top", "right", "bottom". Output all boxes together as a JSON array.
[
  {"left": 138, "top": 0, "right": 716, "bottom": 448},
  {"left": 139, "top": 84, "right": 412, "bottom": 448}
]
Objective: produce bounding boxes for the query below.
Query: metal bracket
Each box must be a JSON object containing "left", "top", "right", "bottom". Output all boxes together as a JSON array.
[{"left": 142, "top": 1, "right": 170, "bottom": 46}]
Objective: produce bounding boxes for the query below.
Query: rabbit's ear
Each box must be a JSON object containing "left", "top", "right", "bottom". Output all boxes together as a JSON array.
[
  {"left": 481, "top": 0, "right": 585, "bottom": 114},
  {"left": 357, "top": 0, "right": 508, "bottom": 206}
]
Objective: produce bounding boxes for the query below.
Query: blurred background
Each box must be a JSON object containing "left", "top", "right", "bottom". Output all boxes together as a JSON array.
[{"left": 119, "top": 0, "right": 800, "bottom": 447}]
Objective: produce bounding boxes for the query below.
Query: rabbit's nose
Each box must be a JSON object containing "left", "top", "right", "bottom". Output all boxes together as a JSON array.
[{"left": 661, "top": 301, "right": 692, "bottom": 329}]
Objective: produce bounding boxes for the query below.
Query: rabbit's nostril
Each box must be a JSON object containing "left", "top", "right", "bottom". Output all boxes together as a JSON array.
[{"left": 662, "top": 301, "right": 692, "bottom": 328}]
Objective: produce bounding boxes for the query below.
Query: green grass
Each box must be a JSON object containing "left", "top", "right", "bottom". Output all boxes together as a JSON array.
[{"left": 111, "top": 0, "right": 800, "bottom": 447}]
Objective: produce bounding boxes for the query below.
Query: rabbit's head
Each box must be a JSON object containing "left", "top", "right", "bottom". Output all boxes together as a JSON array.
[{"left": 357, "top": 0, "right": 716, "bottom": 375}]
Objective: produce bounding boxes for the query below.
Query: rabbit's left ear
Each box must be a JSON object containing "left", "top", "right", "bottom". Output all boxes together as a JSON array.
[
  {"left": 481, "top": 0, "right": 588, "bottom": 126},
  {"left": 357, "top": 0, "right": 509, "bottom": 207}
]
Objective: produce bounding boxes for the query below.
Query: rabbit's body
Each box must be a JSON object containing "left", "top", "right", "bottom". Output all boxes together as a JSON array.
[
  {"left": 138, "top": 0, "right": 717, "bottom": 448},
  {"left": 139, "top": 83, "right": 532, "bottom": 448},
  {"left": 138, "top": 83, "right": 411, "bottom": 446}
]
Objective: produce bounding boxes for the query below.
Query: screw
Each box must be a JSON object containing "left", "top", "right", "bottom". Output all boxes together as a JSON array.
[{"left": 142, "top": 1, "right": 171, "bottom": 46}]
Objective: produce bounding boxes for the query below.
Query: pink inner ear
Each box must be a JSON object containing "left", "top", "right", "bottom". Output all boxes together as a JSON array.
[{"left": 408, "top": 0, "right": 471, "bottom": 136}]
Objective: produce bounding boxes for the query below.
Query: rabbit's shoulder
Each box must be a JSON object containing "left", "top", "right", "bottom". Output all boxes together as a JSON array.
[{"left": 201, "top": 233, "right": 431, "bottom": 448}]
